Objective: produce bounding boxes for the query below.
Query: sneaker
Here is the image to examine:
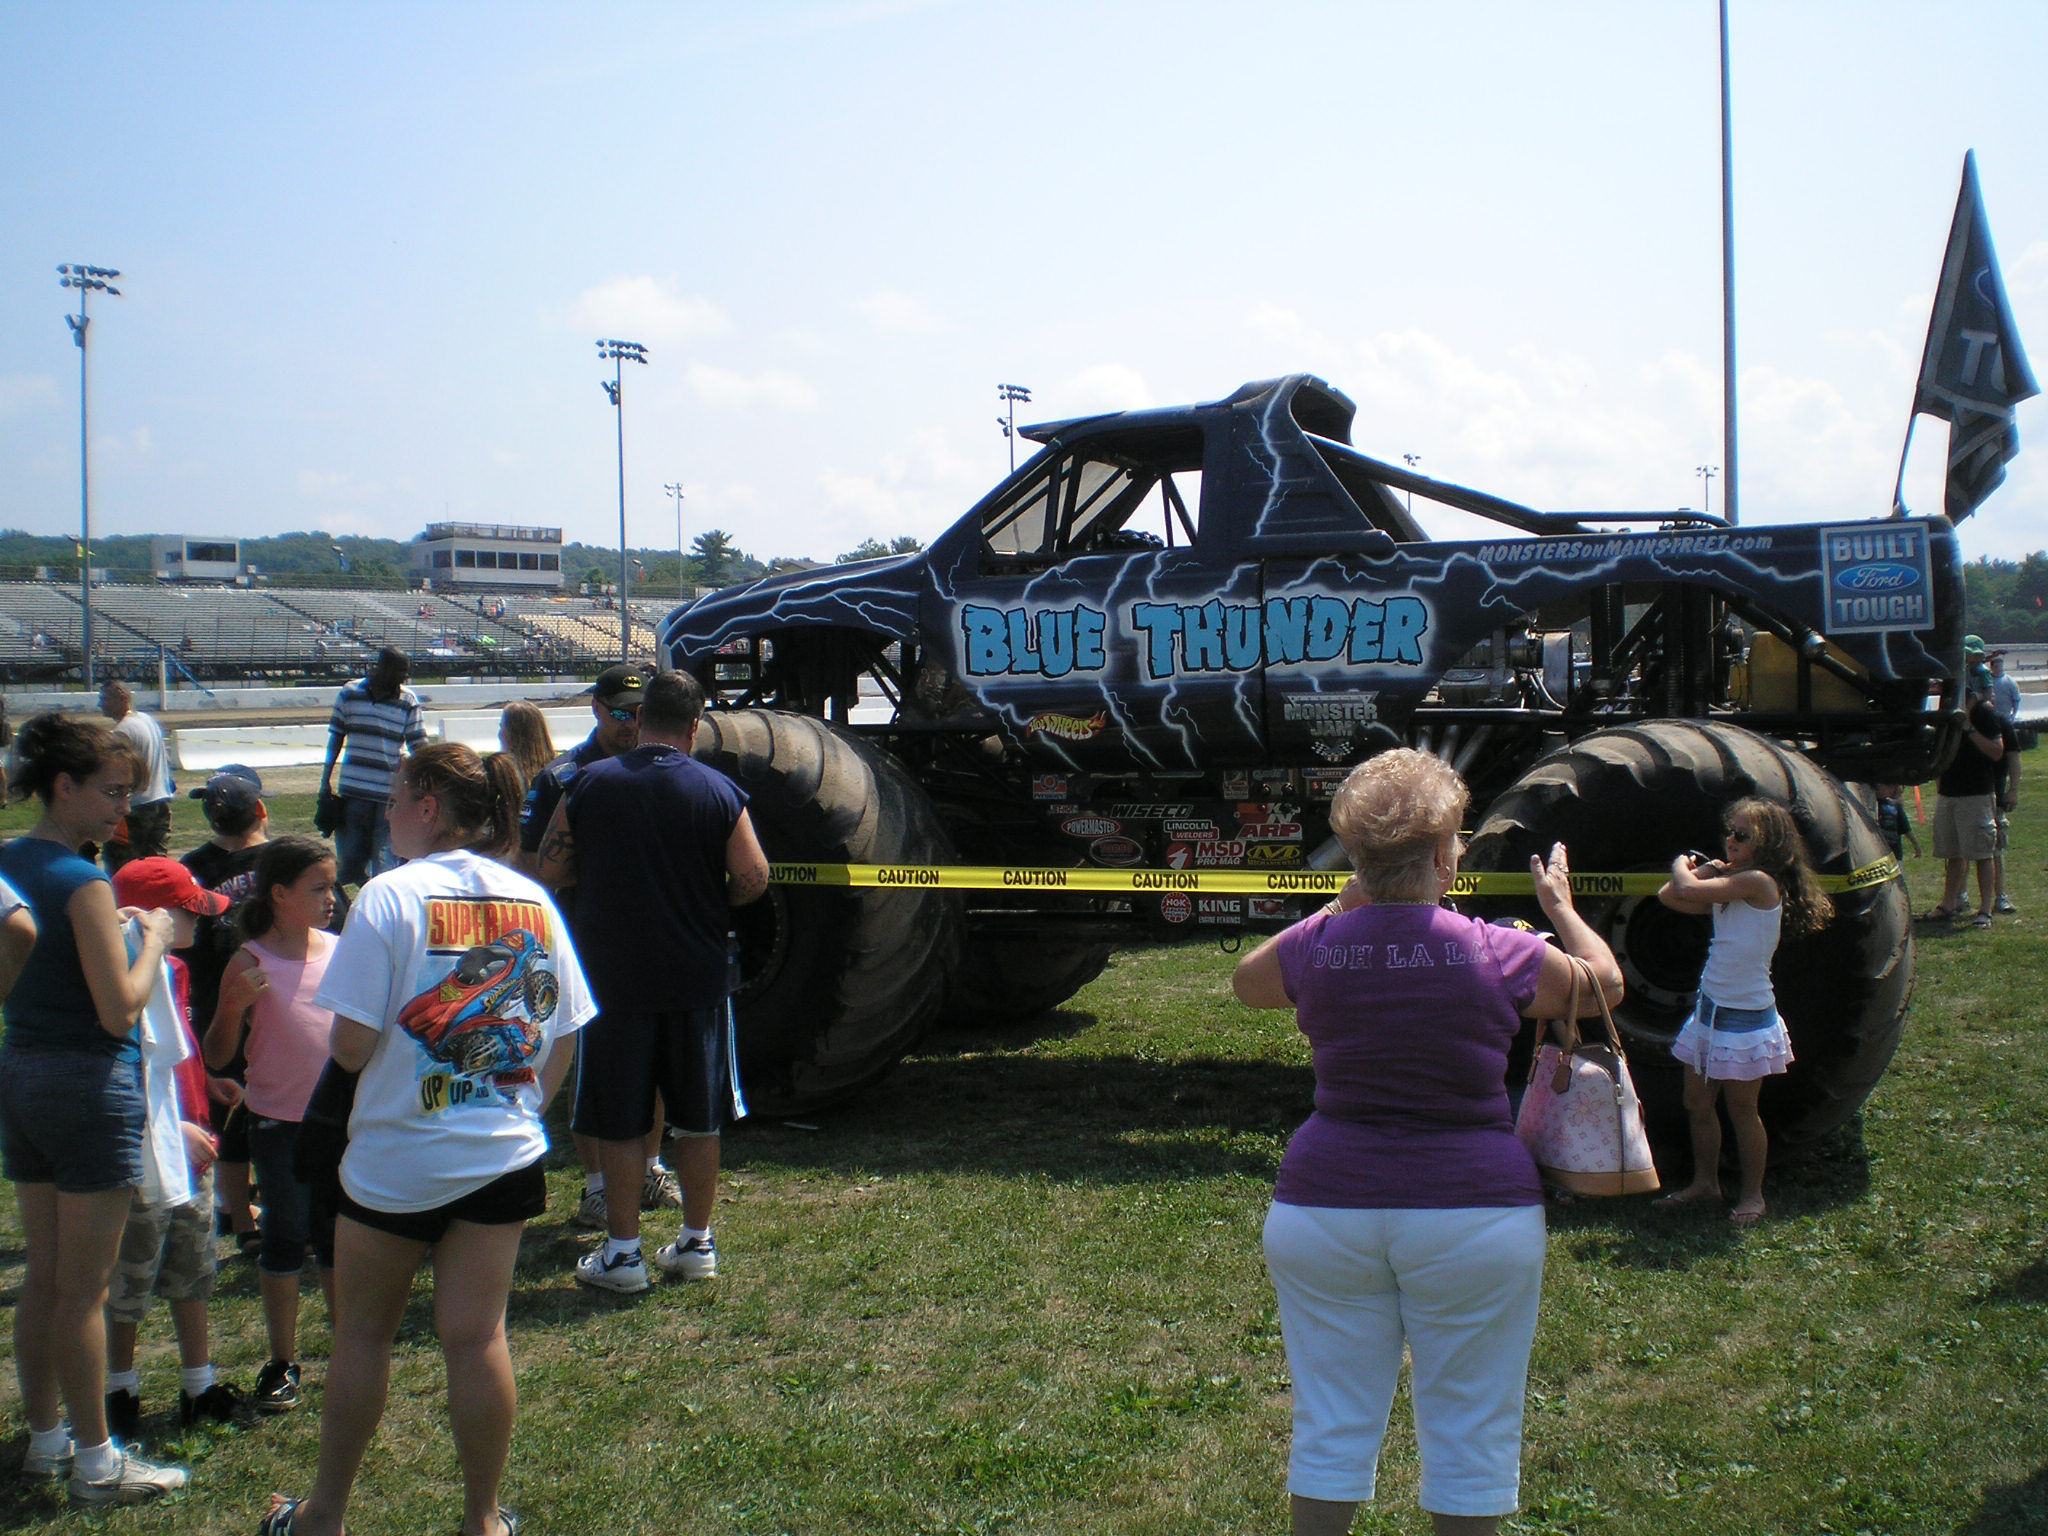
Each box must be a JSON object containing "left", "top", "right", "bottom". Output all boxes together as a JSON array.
[
  {"left": 68, "top": 1447, "right": 188, "bottom": 1507},
  {"left": 22, "top": 1432, "right": 73, "bottom": 1481},
  {"left": 1996, "top": 895, "right": 2019, "bottom": 915},
  {"left": 574, "top": 1247, "right": 649, "bottom": 1294},
  {"left": 178, "top": 1381, "right": 249, "bottom": 1427},
  {"left": 105, "top": 1388, "right": 140, "bottom": 1443},
  {"left": 653, "top": 1234, "right": 718, "bottom": 1281},
  {"left": 641, "top": 1165, "right": 682, "bottom": 1211},
  {"left": 574, "top": 1185, "right": 608, "bottom": 1230},
  {"left": 253, "top": 1359, "right": 302, "bottom": 1414}
]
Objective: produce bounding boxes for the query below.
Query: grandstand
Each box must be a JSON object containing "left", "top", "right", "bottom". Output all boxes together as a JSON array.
[{"left": 0, "top": 581, "right": 679, "bottom": 682}]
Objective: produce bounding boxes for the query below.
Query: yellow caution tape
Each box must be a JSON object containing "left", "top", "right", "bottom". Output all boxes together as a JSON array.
[{"left": 766, "top": 855, "right": 1900, "bottom": 898}]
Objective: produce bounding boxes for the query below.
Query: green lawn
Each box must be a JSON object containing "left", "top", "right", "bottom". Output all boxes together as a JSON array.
[{"left": 0, "top": 771, "right": 2043, "bottom": 1533}]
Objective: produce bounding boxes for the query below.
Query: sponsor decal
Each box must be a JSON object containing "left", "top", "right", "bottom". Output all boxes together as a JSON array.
[
  {"left": 1047, "top": 802, "right": 1079, "bottom": 815},
  {"left": 1282, "top": 691, "right": 1381, "bottom": 761},
  {"left": 957, "top": 593, "right": 1433, "bottom": 680},
  {"left": 1026, "top": 709, "right": 1109, "bottom": 740},
  {"left": 1218, "top": 770, "right": 1250, "bottom": 798},
  {"left": 1160, "top": 893, "right": 1193, "bottom": 924},
  {"left": 1195, "top": 896, "right": 1244, "bottom": 924},
  {"left": 1029, "top": 774, "right": 1070, "bottom": 800},
  {"left": 1249, "top": 897, "right": 1290, "bottom": 919},
  {"left": 1304, "top": 767, "right": 1349, "bottom": 801},
  {"left": 1820, "top": 524, "right": 1933, "bottom": 633},
  {"left": 1238, "top": 820, "right": 1304, "bottom": 841},
  {"left": 1089, "top": 834, "right": 1146, "bottom": 866},
  {"left": 1060, "top": 816, "right": 1122, "bottom": 838},
  {"left": 1165, "top": 840, "right": 1248, "bottom": 869},
  {"left": 1246, "top": 843, "right": 1304, "bottom": 866},
  {"left": 1105, "top": 803, "right": 1196, "bottom": 818},
  {"left": 1163, "top": 818, "right": 1221, "bottom": 841}
]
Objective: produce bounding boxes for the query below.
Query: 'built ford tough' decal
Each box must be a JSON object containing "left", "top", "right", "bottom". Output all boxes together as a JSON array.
[
  {"left": 960, "top": 595, "right": 1432, "bottom": 681},
  {"left": 1820, "top": 524, "right": 1933, "bottom": 634}
]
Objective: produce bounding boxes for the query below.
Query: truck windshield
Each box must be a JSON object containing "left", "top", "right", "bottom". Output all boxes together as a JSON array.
[{"left": 982, "top": 431, "right": 1202, "bottom": 561}]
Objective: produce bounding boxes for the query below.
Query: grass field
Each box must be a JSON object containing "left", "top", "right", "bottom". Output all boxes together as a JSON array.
[{"left": 0, "top": 771, "right": 2043, "bottom": 1534}]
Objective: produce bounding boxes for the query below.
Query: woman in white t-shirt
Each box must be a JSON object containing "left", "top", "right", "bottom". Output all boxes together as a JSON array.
[{"left": 261, "top": 744, "right": 594, "bottom": 1536}]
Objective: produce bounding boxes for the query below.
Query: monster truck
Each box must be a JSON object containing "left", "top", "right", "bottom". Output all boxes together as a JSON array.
[{"left": 661, "top": 374, "right": 1962, "bottom": 1146}]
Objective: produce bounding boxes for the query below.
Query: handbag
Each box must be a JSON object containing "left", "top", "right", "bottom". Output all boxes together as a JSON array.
[{"left": 1514, "top": 954, "right": 1660, "bottom": 1196}]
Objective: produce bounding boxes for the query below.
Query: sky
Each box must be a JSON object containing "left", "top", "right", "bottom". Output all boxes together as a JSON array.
[{"left": 5, "top": 0, "right": 2047, "bottom": 574}]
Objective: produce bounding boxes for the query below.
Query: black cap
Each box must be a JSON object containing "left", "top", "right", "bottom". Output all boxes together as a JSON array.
[
  {"left": 590, "top": 664, "right": 650, "bottom": 710},
  {"left": 188, "top": 763, "right": 265, "bottom": 820}
]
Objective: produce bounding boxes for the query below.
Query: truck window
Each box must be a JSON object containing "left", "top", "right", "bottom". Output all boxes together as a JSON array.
[{"left": 982, "top": 429, "right": 1203, "bottom": 565}]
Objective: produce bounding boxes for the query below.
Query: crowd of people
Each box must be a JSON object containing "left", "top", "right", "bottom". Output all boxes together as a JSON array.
[{"left": 0, "top": 641, "right": 2027, "bottom": 1531}]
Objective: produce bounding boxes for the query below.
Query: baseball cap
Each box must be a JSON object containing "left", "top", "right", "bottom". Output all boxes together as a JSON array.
[
  {"left": 113, "top": 857, "right": 231, "bottom": 917},
  {"left": 188, "top": 764, "right": 265, "bottom": 821},
  {"left": 590, "top": 664, "right": 650, "bottom": 710},
  {"left": 1963, "top": 633, "right": 1987, "bottom": 656}
]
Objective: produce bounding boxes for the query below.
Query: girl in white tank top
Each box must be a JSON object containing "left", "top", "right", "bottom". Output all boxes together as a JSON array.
[{"left": 1652, "top": 798, "right": 1835, "bottom": 1225}]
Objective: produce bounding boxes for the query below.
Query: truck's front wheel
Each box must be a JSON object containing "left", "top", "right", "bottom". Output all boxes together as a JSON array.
[
  {"left": 694, "top": 710, "right": 961, "bottom": 1115},
  {"left": 1463, "top": 720, "right": 1911, "bottom": 1154}
]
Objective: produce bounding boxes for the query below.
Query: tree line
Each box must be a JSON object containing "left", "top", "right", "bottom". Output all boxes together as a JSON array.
[{"left": 0, "top": 529, "right": 924, "bottom": 595}]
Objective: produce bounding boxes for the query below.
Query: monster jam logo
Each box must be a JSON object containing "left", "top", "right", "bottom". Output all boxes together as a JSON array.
[{"left": 959, "top": 594, "right": 1432, "bottom": 681}]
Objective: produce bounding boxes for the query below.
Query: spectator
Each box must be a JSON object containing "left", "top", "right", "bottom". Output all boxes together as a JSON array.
[
  {"left": 1230, "top": 749, "right": 1622, "bottom": 1536},
  {"left": 101, "top": 857, "right": 246, "bottom": 1440},
  {"left": 1989, "top": 648, "right": 2022, "bottom": 724},
  {"left": 536, "top": 670, "right": 769, "bottom": 1293},
  {"left": 0, "top": 712, "right": 189, "bottom": 1506},
  {"left": 1925, "top": 665, "right": 2006, "bottom": 928},
  {"left": 496, "top": 701, "right": 557, "bottom": 789},
  {"left": 515, "top": 666, "right": 674, "bottom": 1227},
  {"left": 320, "top": 648, "right": 428, "bottom": 889},
  {"left": 1871, "top": 783, "right": 1921, "bottom": 864},
  {"left": 182, "top": 764, "right": 272, "bottom": 1256},
  {"left": 1992, "top": 706, "right": 2022, "bottom": 917},
  {"left": 202, "top": 838, "right": 341, "bottom": 1416},
  {"left": 263, "top": 744, "right": 593, "bottom": 1536},
  {"left": 100, "top": 680, "right": 176, "bottom": 874}
]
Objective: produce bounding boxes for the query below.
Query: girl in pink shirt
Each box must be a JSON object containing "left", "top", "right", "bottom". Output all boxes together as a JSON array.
[{"left": 203, "top": 837, "right": 338, "bottom": 1415}]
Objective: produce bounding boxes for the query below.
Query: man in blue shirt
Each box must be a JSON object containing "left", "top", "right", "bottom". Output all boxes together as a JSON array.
[
  {"left": 536, "top": 672, "right": 769, "bottom": 1294},
  {"left": 319, "top": 649, "right": 426, "bottom": 888}
]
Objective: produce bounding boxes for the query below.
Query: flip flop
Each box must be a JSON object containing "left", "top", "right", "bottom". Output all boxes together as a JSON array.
[
  {"left": 1920, "top": 906, "right": 1960, "bottom": 922},
  {"left": 1656, "top": 1189, "right": 1720, "bottom": 1208},
  {"left": 1728, "top": 1206, "right": 1766, "bottom": 1227}
]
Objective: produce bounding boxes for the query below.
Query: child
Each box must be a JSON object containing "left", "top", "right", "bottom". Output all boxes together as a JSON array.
[
  {"left": 1872, "top": 783, "right": 1920, "bottom": 863},
  {"left": 103, "top": 858, "right": 246, "bottom": 1439},
  {"left": 1654, "top": 798, "right": 1834, "bottom": 1225},
  {"left": 202, "top": 837, "right": 339, "bottom": 1415}
]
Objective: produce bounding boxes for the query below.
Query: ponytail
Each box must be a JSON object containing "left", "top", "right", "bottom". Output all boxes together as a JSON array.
[
  {"left": 11, "top": 711, "right": 134, "bottom": 804},
  {"left": 403, "top": 743, "right": 523, "bottom": 858}
]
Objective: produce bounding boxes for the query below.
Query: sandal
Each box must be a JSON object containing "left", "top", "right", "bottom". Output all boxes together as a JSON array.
[
  {"left": 1970, "top": 912, "right": 1995, "bottom": 929},
  {"left": 258, "top": 1496, "right": 301, "bottom": 1535},
  {"left": 1728, "top": 1205, "right": 1766, "bottom": 1227},
  {"left": 1921, "top": 905, "right": 1960, "bottom": 922}
]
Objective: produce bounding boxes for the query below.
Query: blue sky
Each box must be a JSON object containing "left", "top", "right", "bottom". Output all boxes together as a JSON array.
[{"left": 5, "top": 1, "right": 2046, "bottom": 571}]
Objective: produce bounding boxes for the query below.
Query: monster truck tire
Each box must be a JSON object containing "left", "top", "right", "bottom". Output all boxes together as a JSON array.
[
  {"left": 1462, "top": 720, "right": 1911, "bottom": 1153},
  {"left": 942, "top": 937, "right": 1112, "bottom": 1026},
  {"left": 692, "top": 710, "right": 961, "bottom": 1115}
]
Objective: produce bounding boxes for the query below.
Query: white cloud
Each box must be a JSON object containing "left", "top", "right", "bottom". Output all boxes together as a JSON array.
[
  {"left": 684, "top": 362, "right": 820, "bottom": 412},
  {"left": 2009, "top": 240, "right": 2048, "bottom": 297},
  {"left": 1054, "top": 364, "right": 1153, "bottom": 414},
  {"left": 570, "top": 276, "right": 731, "bottom": 343},
  {"left": 856, "top": 290, "right": 945, "bottom": 335},
  {"left": 0, "top": 374, "right": 58, "bottom": 421}
]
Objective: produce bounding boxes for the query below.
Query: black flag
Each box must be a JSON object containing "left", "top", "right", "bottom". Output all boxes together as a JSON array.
[{"left": 1909, "top": 151, "right": 2039, "bottom": 523}]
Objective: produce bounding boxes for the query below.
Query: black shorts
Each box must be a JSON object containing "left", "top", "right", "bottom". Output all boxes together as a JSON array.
[
  {"left": 335, "top": 1157, "right": 547, "bottom": 1246},
  {"left": 571, "top": 1006, "right": 737, "bottom": 1142}
]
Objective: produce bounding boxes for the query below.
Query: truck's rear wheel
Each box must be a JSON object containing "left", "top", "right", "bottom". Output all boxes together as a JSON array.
[
  {"left": 1463, "top": 720, "right": 1911, "bottom": 1152},
  {"left": 943, "top": 935, "right": 1112, "bottom": 1026},
  {"left": 693, "top": 710, "right": 961, "bottom": 1115}
]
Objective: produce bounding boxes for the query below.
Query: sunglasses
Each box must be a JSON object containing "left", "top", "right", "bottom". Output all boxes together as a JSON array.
[
  {"left": 604, "top": 705, "right": 640, "bottom": 723},
  {"left": 1726, "top": 827, "right": 1755, "bottom": 844}
]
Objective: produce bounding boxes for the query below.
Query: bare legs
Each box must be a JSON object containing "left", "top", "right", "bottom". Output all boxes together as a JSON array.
[
  {"left": 1666, "top": 1067, "right": 1767, "bottom": 1220},
  {"left": 14, "top": 1183, "right": 134, "bottom": 1445},
  {"left": 290, "top": 1215, "right": 524, "bottom": 1536},
  {"left": 670, "top": 1132, "right": 720, "bottom": 1232}
]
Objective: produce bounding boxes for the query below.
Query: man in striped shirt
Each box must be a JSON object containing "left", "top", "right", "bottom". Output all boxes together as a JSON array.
[{"left": 320, "top": 647, "right": 428, "bottom": 888}]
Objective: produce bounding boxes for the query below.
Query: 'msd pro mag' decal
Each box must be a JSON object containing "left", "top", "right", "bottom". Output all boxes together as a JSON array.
[{"left": 957, "top": 592, "right": 1434, "bottom": 681}]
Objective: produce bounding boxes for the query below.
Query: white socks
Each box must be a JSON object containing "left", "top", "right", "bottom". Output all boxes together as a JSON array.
[
  {"left": 106, "top": 1370, "right": 141, "bottom": 1394},
  {"left": 182, "top": 1365, "right": 217, "bottom": 1396},
  {"left": 603, "top": 1236, "right": 642, "bottom": 1263},
  {"left": 74, "top": 1439, "right": 120, "bottom": 1480}
]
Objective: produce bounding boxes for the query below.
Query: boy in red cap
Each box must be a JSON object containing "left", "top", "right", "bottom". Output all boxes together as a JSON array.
[{"left": 102, "top": 858, "right": 247, "bottom": 1438}]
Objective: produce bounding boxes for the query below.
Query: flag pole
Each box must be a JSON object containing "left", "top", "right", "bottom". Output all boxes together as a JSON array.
[{"left": 1718, "top": 0, "right": 1739, "bottom": 527}]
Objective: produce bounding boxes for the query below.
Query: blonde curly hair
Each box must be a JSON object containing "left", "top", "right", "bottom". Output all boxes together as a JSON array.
[{"left": 1328, "top": 748, "right": 1469, "bottom": 902}]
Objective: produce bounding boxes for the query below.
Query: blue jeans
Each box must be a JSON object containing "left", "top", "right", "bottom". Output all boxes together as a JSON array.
[
  {"left": 0, "top": 1046, "right": 145, "bottom": 1193},
  {"left": 336, "top": 793, "right": 395, "bottom": 888}
]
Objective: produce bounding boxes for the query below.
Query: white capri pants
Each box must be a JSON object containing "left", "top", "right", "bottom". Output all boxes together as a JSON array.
[{"left": 1262, "top": 1201, "right": 1547, "bottom": 1516}]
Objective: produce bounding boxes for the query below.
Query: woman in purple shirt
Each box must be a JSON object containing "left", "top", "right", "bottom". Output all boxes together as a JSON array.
[{"left": 1233, "top": 749, "right": 1622, "bottom": 1536}]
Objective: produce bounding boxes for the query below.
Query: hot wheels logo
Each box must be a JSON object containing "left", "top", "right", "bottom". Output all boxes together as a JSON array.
[{"left": 1027, "top": 710, "right": 1109, "bottom": 740}]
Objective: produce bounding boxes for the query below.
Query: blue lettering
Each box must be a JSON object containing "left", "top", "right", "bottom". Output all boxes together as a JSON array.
[
  {"left": 1347, "top": 599, "right": 1383, "bottom": 662},
  {"left": 1040, "top": 609, "right": 1076, "bottom": 679},
  {"left": 1264, "top": 598, "right": 1309, "bottom": 664},
  {"left": 1184, "top": 599, "right": 1227, "bottom": 672},
  {"left": 1004, "top": 607, "right": 1043, "bottom": 674},
  {"left": 1382, "top": 596, "right": 1428, "bottom": 664},
  {"left": 1306, "top": 597, "right": 1349, "bottom": 661},
  {"left": 962, "top": 606, "right": 1009, "bottom": 675},
  {"left": 1076, "top": 606, "right": 1106, "bottom": 671},
  {"left": 1225, "top": 604, "right": 1261, "bottom": 670},
  {"left": 1132, "top": 602, "right": 1183, "bottom": 680}
]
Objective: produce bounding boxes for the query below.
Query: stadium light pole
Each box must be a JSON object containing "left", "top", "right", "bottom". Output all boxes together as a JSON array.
[
  {"left": 997, "top": 383, "right": 1032, "bottom": 474},
  {"left": 597, "top": 338, "right": 648, "bottom": 662},
  {"left": 1696, "top": 464, "right": 1718, "bottom": 517},
  {"left": 664, "top": 481, "right": 686, "bottom": 602},
  {"left": 1402, "top": 452, "right": 1421, "bottom": 514},
  {"left": 59, "top": 264, "right": 121, "bottom": 686}
]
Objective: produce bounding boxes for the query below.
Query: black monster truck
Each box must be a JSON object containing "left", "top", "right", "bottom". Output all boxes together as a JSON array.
[{"left": 662, "top": 374, "right": 1963, "bottom": 1148}]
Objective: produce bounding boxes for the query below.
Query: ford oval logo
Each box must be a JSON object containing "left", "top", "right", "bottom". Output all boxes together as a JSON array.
[{"left": 1836, "top": 562, "right": 1920, "bottom": 593}]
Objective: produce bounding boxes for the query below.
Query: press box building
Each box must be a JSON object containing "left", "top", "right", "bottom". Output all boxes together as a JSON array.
[{"left": 411, "top": 522, "right": 565, "bottom": 590}]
